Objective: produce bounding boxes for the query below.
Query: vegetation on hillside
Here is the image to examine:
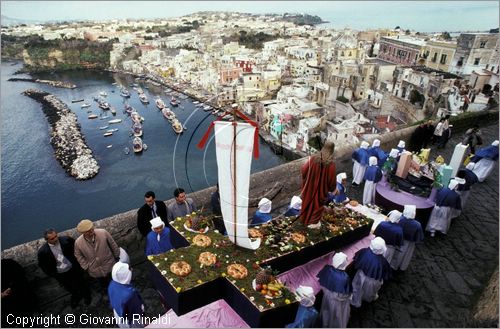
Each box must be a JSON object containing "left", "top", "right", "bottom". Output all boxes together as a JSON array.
[{"left": 225, "top": 31, "right": 280, "bottom": 50}]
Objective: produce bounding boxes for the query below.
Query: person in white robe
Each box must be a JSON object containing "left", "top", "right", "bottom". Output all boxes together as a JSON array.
[
  {"left": 426, "top": 179, "right": 463, "bottom": 237},
  {"left": 362, "top": 156, "right": 383, "bottom": 205},
  {"left": 392, "top": 205, "right": 424, "bottom": 271},
  {"left": 470, "top": 140, "right": 499, "bottom": 182},
  {"left": 351, "top": 141, "right": 370, "bottom": 186}
]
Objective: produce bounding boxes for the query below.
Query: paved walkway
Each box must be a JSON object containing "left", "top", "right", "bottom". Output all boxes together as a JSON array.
[{"left": 346, "top": 122, "right": 499, "bottom": 328}]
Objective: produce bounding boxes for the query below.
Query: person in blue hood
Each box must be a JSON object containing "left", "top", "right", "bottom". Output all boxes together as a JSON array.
[
  {"left": 392, "top": 205, "right": 424, "bottom": 271},
  {"left": 286, "top": 285, "right": 318, "bottom": 328},
  {"left": 284, "top": 196, "right": 302, "bottom": 217},
  {"left": 145, "top": 217, "right": 173, "bottom": 256},
  {"left": 363, "top": 156, "right": 383, "bottom": 205},
  {"left": 351, "top": 141, "right": 370, "bottom": 186},
  {"left": 350, "top": 237, "right": 391, "bottom": 308},
  {"left": 374, "top": 210, "right": 404, "bottom": 267},
  {"left": 327, "top": 172, "right": 349, "bottom": 204},
  {"left": 317, "top": 252, "right": 352, "bottom": 328},
  {"left": 250, "top": 198, "right": 273, "bottom": 226},
  {"left": 108, "top": 262, "right": 145, "bottom": 328},
  {"left": 455, "top": 163, "right": 479, "bottom": 210},
  {"left": 470, "top": 140, "right": 499, "bottom": 182},
  {"left": 368, "top": 139, "right": 388, "bottom": 170},
  {"left": 426, "top": 179, "right": 463, "bottom": 237}
]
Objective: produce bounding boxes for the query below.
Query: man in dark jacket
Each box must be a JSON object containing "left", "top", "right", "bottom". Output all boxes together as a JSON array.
[
  {"left": 37, "top": 229, "right": 91, "bottom": 308},
  {"left": 137, "top": 191, "right": 169, "bottom": 237}
]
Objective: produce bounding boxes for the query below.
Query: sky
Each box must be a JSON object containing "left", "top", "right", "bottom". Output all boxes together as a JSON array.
[{"left": 1, "top": 1, "right": 498, "bottom": 32}]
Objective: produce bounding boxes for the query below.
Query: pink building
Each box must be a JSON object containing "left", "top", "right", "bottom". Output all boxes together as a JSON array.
[
  {"left": 378, "top": 36, "right": 425, "bottom": 66},
  {"left": 219, "top": 67, "right": 242, "bottom": 85}
]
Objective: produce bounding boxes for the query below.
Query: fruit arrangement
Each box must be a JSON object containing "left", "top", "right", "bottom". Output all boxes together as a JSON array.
[
  {"left": 253, "top": 267, "right": 284, "bottom": 298},
  {"left": 185, "top": 213, "right": 211, "bottom": 233}
]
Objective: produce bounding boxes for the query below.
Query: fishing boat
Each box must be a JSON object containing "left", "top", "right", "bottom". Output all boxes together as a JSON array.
[
  {"left": 161, "top": 107, "right": 176, "bottom": 121},
  {"left": 88, "top": 114, "right": 98, "bottom": 119},
  {"left": 98, "top": 100, "right": 111, "bottom": 110},
  {"left": 136, "top": 87, "right": 144, "bottom": 94},
  {"left": 103, "top": 132, "right": 113, "bottom": 137},
  {"left": 71, "top": 99, "right": 84, "bottom": 103},
  {"left": 131, "top": 111, "right": 143, "bottom": 124},
  {"left": 107, "top": 128, "right": 119, "bottom": 133},
  {"left": 110, "top": 106, "right": 117, "bottom": 115},
  {"left": 99, "top": 91, "right": 107, "bottom": 97},
  {"left": 170, "top": 96, "right": 179, "bottom": 106},
  {"left": 99, "top": 125, "right": 109, "bottom": 130},
  {"left": 133, "top": 137, "right": 143, "bottom": 153},
  {"left": 171, "top": 118, "right": 183, "bottom": 134},
  {"left": 192, "top": 101, "right": 200, "bottom": 105},
  {"left": 139, "top": 93, "right": 149, "bottom": 104},
  {"left": 120, "top": 88, "right": 131, "bottom": 98},
  {"left": 133, "top": 122, "right": 143, "bottom": 137},
  {"left": 203, "top": 105, "right": 212, "bottom": 111},
  {"left": 155, "top": 98, "right": 166, "bottom": 110},
  {"left": 124, "top": 103, "right": 133, "bottom": 115},
  {"left": 108, "top": 119, "right": 122, "bottom": 124},
  {"left": 81, "top": 103, "right": 91, "bottom": 108}
]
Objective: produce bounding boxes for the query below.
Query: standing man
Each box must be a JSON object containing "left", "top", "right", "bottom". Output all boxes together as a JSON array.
[
  {"left": 74, "top": 219, "right": 120, "bottom": 289},
  {"left": 167, "top": 188, "right": 197, "bottom": 222},
  {"left": 38, "top": 229, "right": 91, "bottom": 308},
  {"left": 137, "top": 191, "right": 169, "bottom": 237}
]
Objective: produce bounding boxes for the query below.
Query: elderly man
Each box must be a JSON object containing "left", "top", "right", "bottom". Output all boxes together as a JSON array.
[
  {"left": 373, "top": 210, "right": 404, "bottom": 266},
  {"left": 74, "top": 219, "right": 120, "bottom": 289},
  {"left": 426, "top": 179, "right": 463, "bottom": 237},
  {"left": 250, "top": 198, "right": 273, "bottom": 226},
  {"left": 38, "top": 229, "right": 91, "bottom": 308},
  {"left": 351, "top": 141, "right": 370, "bottom": 186},
  {"left": 167, "top": 188, "right": 197, "bottom": 222},
  {"left": 108, "top": 262, "right": 145, "bottom": 328},
  {"left": 284, "top": 196, "right": 302, "bottom": 217},
  {"left": 317, "top": 252, "right": 352, "bottom": 328},
  {"left": 145, "top": 217, "right": 174, "bottom": 256},
  {"left": 393, "top": 205, "right": 424, "bottom": 271},
  {"left": 137, "top": 191, "right": 169, "bottom": 237},
  {"left": 286, "top": 285, "right": 318, "bottom": 328},
  {"left": 350, "top": 237, "right": 391, "bottom": 308}
]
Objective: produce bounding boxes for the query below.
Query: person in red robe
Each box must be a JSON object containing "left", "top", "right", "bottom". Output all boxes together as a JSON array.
[{"left": 300, "top": 141, "right": 337, "bottom": 227}]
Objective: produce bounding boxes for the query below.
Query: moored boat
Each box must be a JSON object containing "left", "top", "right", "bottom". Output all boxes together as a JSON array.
[
  {"left": 171, "top": 118, "right": 183, "bottom": 134},
  {"left": 72, "top": 99, "right": 84, "bottom": 103},
  {"left": 133, "top": 122, "right": 143, "bottom": 137},
  {"left": 99, "top": 91, "right": 107, "bottom": 97},
  {"left": 88, "top": 114, "right": 98, "bottom": 119},
  {"left": 133, "top": 137, "right": 143, "bottom": 153},
  {"left": 131, "top": 111, "right": 143, "bottom": 124},
  {"left": 170, "top": 96, "right": 179, "bottom": 106},
  {"left": 120, "top": 88, "right": 131, "bottom": 98},
  {"left": 124, "top": 103, "right": 133, "bottom": 115},
  {"left": 103, "top": 131, "right": 113, "bottom": 137},
  {"left": 108, "top": 119, "right": 122, "bottom": 124},
  {"left": 139, "top": 93, "right": 149, "bottom": 104},
  {"left": 161, "top": 107, "right": 176, "bottom": 121},
  {"left": 81, "top": 103, "right": 91, "bottom": 108},
  {"left": 155, "top": 98, "right": 166, "bottom": 110}
]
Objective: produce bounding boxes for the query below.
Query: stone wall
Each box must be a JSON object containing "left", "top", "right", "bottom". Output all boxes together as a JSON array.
[{"left": 1, "top": 109, "right": 498, "bottom": 307}]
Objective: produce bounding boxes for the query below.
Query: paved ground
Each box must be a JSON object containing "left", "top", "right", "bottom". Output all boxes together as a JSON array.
[{"left": 40, "top": 122, "right": 499, "bottom": 328}]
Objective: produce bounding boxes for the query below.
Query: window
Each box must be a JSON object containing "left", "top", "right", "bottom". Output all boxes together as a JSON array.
[
  {"left": 432, "top": 53, "right": 437, "bottom": 62},
  {"left": 474, "top": 58, "right": 480, "bottom": 65},
  {"left": 457, "top": 57, "right": 464, "bottom": 66},
  {"left": 480, "top": 41, "right": 486, "bottom": 48},
  {"left": 440, "top": 54, "right": 447, "bottom": 64},
  {"left": 341, "top": 51, "right": 344, "bottom": 56},
  {"left": 348, "top": 51, "right": 352, "bottom": 56}
]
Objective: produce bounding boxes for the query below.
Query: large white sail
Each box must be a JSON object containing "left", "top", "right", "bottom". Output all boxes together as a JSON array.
[{"left": 214, "top": 121, "right": 261, "bottom": 250}]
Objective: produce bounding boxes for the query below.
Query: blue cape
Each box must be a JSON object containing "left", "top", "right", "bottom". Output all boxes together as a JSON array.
[
  {"left": 317, "top": 265, "right": 352, "bottom": 294},
  {"left": 374, "top": 221, "right": 404, "bottom": 247},
  {"left": 353, "top": 248, "right": 391, "bottom": 281},
  {"left": 364, "top": 165, "right": 383, "bottom": 183},
  {"left": 331, "top": 182, "right": 347, "bottom": 203},
  {"left": 250, "top": 211, "right": 272, "bottom": 226},
  {"left": 471, "top": 145, "right": 499, "bottom": 162},
  {"left": 108, "top": 281, "right": 144, "bottom": 321},
  {"left": 145, "top": 227, "right": 174, "bottom": 256},
  {"left": 286, "top": 305, "right": 319, "bottom": 328},
  {"left": 397, "top": 216, "right": 424, "bottom": 242},
  {"left": 435, "top": 188, "right": 462, "bottom": 210},
  {"left": 352, "top": 148, "right": 370, "bottom": 166},
  {"left": 457, "top": 169, "right": 478, "bottom": 191},
  {"left": 369, "top": 146, "right": 388, "bottom": 168},
  {"left": 284, "top": 207, "right": 300, "bottom": 217}
]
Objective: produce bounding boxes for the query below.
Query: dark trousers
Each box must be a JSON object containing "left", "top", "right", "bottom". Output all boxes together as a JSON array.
[{"left": 56, "top": 267, "right": 91, "bottom": 303}]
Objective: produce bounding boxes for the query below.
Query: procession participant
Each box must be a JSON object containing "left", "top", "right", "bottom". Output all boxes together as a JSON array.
[
  {"left": 250, "top": 198, "right": 273, "bottom": 226},
  {"left": 286, "top": 285, "right": 319, "bottom": 328},
  {"left": 284, "top": 196, "right": 302, "bottom": 217},
  {"left": 327, "top": 173, "right": 349, "bottom": 204},
  {"left": 373, "top": 210, "right": 403, "bottom": 266},
  {"left": 351, "top": 141, "right": 370, "bottom": 186},
  {"left": 368, "top": 139, "right": 387, "bottom": 169},
  {"left": 145, "top": 217, "right": 174, "bottom": 256},
  {"left": 426, "top": 179, "right": 463, "bottom": 237},
  {"left": 455, "top": 163, "right": 479, "bottom": 210},
  {"left": 393, "top": 205, "right": 424, "bottom": 271},
  {"left": 362, "top": 156, "right": 383, "bottom": 205},
  {"left": 470, "top": 140, "right": 499, "bottom": 182}
]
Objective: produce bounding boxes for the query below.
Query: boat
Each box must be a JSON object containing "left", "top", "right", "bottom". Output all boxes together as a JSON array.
[
  {"left": 81, "top": 103, "right": 91, "bottom": 108},
  {"left": 112, "top": 82, "right": 118, "bottom": 86},
  {"left": 120, "top": 88, "right": 131, "bottom": 98},
  {"left": 139, "top": 93, "right": 149, "bottom": 104},
  {"left": 161, "top": 107, "right": 176, "bottom": 121},
  {"left": 137, "top": 87, "right": 144, "bottom": 94},
  {"left": 133, "top": 122, "right": 143, "bottom": 137},
  {"left": 110, "top": 107, "right": 117, "bottom": 115},
  {"left": 99, "top": 125, "right": 109, "bottom": 130},
  {"left": 170, "top": 96, "right": 179, "bottom": 106},
  {"left": 98, "top": 100, "right": 111, "bottom": 110},
  {"left": 124, "top": 103, "right": 133, "bottom": 115},
  {"left": 203, "top": 105, "right": 212, "bottom": 111},
  {"left": 133, "top": 137, "right": 143, "bottom": 153},
  {"left": 107, "top": 128, "right": 119, "bottom": 133},
  {"left": 193, "top": 101, "right": 200, "bottom": 105},
  {"left": 171, "top": 118, "right": 183, "bottom": 134},
  {"left": 100, "top": 115, "right": 110, "bottom": 120},
  {"left": 212, "top": 109, "right": 220, "bottom": 115},
  {"left": 99, "top": 91, "right": 107, "bottom": 97},
  {"left": 106, "top": 144, "right": 113, "bottom": 148},
  {"left": 103, "top": 132, "right": 113, "bottom": 137},
  {"left": 124, "top": 147, "right": 130, "bottom": 155},
  {"left": 164, "top": 88, "right": 172, "bottom": 93},
  {"left": 108, "top": 119, "right": 122, "bottom": 124},
  {"left": 131, "top": 111, "right": 143, "bottom": 124},
  {"left": 155, "top": 98, "right": 166, "bottom": 110},
  {"left": 88, "top": 114, "right": 98, "bottom": 119},
  {"left": 72, "top": 99, "right": 84, "bottom": 103},
  {"left": 143, "top": 143, "right": 148, "bottom": 151}
]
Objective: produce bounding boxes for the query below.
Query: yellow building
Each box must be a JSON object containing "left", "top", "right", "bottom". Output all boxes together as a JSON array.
[{"left": 420, "top": 40, "right": 456, "bottom": 72}]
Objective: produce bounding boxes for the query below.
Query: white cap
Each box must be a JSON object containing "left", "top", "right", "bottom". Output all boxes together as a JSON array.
[
  {"left": 360, "top": 141, "right": 370, "bottom": 149},
  {"left": 372, "top": 139, "right": 381, "bottom": 147},
  {"left": 369, "top": 156, "right": 378, "bottom": 166},
  {"left": 389, "top": 148, "right": 399, "bottom": 158},
  {"left": 387, "top": 210, "right": 402, "bottom": 223},
  {"left": 150, "top": 216, "right": 165, "bottom": 229},
  {"left": 290, "top": 196, "right": 302, "bottom": 210},
  {"left": 398, "top": 140, "right": 405, "bottom": 148},
  {"left": 454, "top": 177, "right": 466, "bottom": 185},
  {"left": 332, "top": 252, "right": 348, "bottom": 270},
  {"left": 337, "top": 172, "right": 347, "bottom": 183},
  {"left": 112, "top": 262, "right": 132, "bottom": 285},
  {"left": 258, "top": 198, "right": 272, "bottom": 214},
  {"left": 295, "top": 285, "right": 315, "bottom": 307},
  {"left": 492, "top": 140, "right": 499, "bottom": 146},
  {"left": 119, "top": 247, "right": 130, "bottom": 264},
  {"left": 403, "top": 205, "right": 416, "bottom": 219},
  {"left": 466, "top": 162, "right": 475, "bottom": 171},
  {"left": 370, "top": 237, "right": 387, "bottom": 255},
  {"left": 448, "top": 179, "right": 460, "bottom": 190}
]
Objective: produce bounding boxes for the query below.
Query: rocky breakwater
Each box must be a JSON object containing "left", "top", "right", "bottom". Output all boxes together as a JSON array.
[
  {"left": 22, "top": 89, "right": 99, "bottom": 180},
  {"left": 8, "top": 78, "right": 76, "bottom": 89}
]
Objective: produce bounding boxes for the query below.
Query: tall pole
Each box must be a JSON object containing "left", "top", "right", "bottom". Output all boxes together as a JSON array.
[{"left": 232, "top": 103, "right": 238, "bottom": 245}]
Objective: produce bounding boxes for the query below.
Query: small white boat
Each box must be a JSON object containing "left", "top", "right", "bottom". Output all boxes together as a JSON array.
[
  {"left": 99, "top": 125, "right": 109, "bottom": 130},
  {"left": 81, "top": 103, "right": 91, "bottom": 108},
  {"left": 203, "top": 105, "right": 212, "bottom": 111},
  {"left": 110, "top": 107, "right": 117, "bottom": 115},
  {"left": 100, "top": 115, "right": 110, "bottom": 120},
  {"left": 171, "top": 118, "right": 183, "bottom": 134},
  {"left": 131, "top": 111, "right": 143, "bottom": 124},
  {"left": 156, "top": 98, "right": 166, "bottom": 110},
  {"left": 104, "top": 132, "right": 113, "bottom": 137},
  {"left": 107, "top": 144, "right": 113, "bottom": 148},
  {"left": 120, "top": 88, "right": 131, "bottom": 98},
  {"left": 170, "top": 96, "right": 179, "bottom": 107},
  {"left": 88, "top": 114, "right": 98, "bottom": 119},
  {"left": 133, "top": 137, "right": 143, "bottom": 153},
  {"left": 143, "top": 143, "right": 148, "bottom": 151},
  {"left": 99, "top": 91, "right": 108, "bottom": 97},
  {"left": 124, "top": 147, "right": 130, "bottom": 155},
  {"left": 108, "top": 119, "right": 122, "bottom": 124},
  {"left": 193, "top": 101, "right": 200, "bottom": 105},
  {"left": 133, "top": 122, "right": 143, "bottom": 137},
  {"left": 107, "top": 128, "right": 119, "bottom": 133},
  {"left": 162, "top": 108, "right": 176, "bottom": 121},
  {"left": 139, "top": 93, "right": 149, "bottom": 104}
]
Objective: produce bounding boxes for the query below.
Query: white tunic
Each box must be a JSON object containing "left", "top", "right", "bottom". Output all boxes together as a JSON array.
[
  {"left": 384, "top": 245, "right": 398, "bottom": 268},
  {"left": 456, "top": 189, "right": 471, "bottom": 210},
  {"left": 320, "top": 288, "right": 351, "bottom": 328},
  {"left": 392, "top": 240, "right": 416, "bottom": 271},
  {"left": 362, "top": 181, "right": 377, "bottom": 205},
  {"left": 426, "top": 205, "right": 453, "bottom": 234},
  {"left": 472, "top": 158, "right": 496, "bottom": 182},
  {"left": 350, "top": 269, "right": 383, "bottom": 308},
  {"left": 352, "top": 160, "right": 367, "bottom": 185}
]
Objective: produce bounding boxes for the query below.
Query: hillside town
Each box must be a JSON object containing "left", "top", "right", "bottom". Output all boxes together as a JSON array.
[{"left": 2, "top": 12, "right": 498, "bottom": 156}]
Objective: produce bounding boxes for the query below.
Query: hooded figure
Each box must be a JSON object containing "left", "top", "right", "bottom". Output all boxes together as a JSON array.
[
  {"left": 383, "top": 148, "right": 399, "bottom": 174},
  {"left": 396, "top": 140, "right": 406, "bottom": 155},
  {"left": 284, "top": 196, "right": 302, "bottom": 217},
  {"left": 250, "top": 198, "right": 273, "bottom": 226},
  {"left": 363, "top": 157, "right": 383, "bottom": 205},
  {"left": 391, "top": 205, "right": 424, "bottom": 271},
  {"left": 470, "top": 140, "right": 499, "bottom": 182},
  {"left": 352, "top": 141, "right": 370, "bottom": 185},
  {"left": 286, "top": 285, "right": 319, "bottom": 328},
  {"left": 350, "top": 237, "right": 391, "bottom": 308},
  {"left": 108, "top": 262, "right": 145, "bottom": 328},
  {"left": 328, "top": 172, "right": 349, "bottom": 204},
  {"left": 455, "top": 163, "right": 479, "bottom": 210},
  {"left": 426, "top": 179, "right": 463, "bottom": 237},
  {"left": 373, "top": 210, "right": 404, "bottom": 266},
  {"left": 368, "top": 139, "right": 388, "bottom": 169},
  {"left": 317, "top": 252, "right": 352, "bottom": 328},
  {"left": 145, "top": 217, "right": 173, "bottom": 256}
]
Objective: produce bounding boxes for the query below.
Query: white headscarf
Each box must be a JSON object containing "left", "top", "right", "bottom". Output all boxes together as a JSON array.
[
  {"left": 295, "top": 285, "right": 315, "bottom": 307},
  {"left": 360, "top": 141, "right": 370, "bottom": 149},
  {"left": 258, "top": 198, "right": 272, "bottom": 214},
  {"left": 398, "top": 140, "right": 405, "bottom": 148},
  {"left": 369, "top": 156, "right": 378, "bottom": 166},
  {"left": 387, "top": 210, "right": 402, "bottom": 223},
  {"left": 337, "top": 172, "right": 347, "bottom": 183},
  {"left": 370, "top": 237, "right": 387, "bottom": 255},
  {"left": 389, "top": 148, "right": 399, "bottom": 158},
  {"left": 112, "top": 262, "right": 132, "bottom": 285},
  {"left": 150, "top": 217, "right": 165, "bottom": 230},
  {"left": 332, "top": 252, "right": 348, "bottom": 270},
  {"left": 466, "top": 162, "right": 475, "bottom": 171},
  {"left": 492, "top": 140, "right": 499, "bottom": 146},
  {"left": 290, "top": 196, "right": 302, "bottom": 210},
  {"left": 448, "top": 179, "right": 460, "bottom": 190},
  {"left": 403, "top": 205, "right": 416, "bottom": 219},
  {"left": 372, "top": 139, "right": 381, "bottom": 147}
]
